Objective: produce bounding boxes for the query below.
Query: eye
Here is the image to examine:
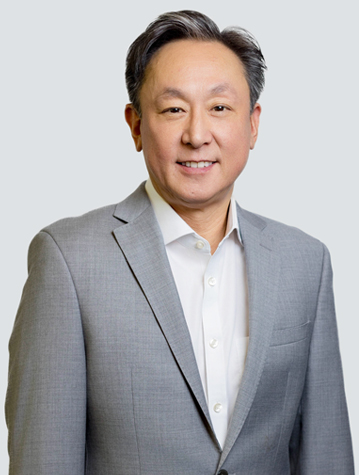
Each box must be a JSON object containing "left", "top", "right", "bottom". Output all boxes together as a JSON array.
[
  {"left": 212, "top": 105, "right": 228, "bottom": 112},
  {"left": 163, "top": 107, "right": 183, "bottom": 114}
]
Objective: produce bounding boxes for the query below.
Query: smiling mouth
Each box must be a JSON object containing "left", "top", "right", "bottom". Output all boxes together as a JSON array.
[{"left": 179, "top": 161, "right": 215, "bottom": 168}]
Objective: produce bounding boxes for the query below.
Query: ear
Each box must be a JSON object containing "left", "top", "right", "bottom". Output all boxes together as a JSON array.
[
  {"left": 125, "top": 103, "right": 142, "bottom": 152},
  {"left": 249, "top": 103, "right": 261, "bottom": 150}
]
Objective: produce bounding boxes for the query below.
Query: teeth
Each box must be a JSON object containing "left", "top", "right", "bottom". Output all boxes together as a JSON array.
[{"left": 181, "top": 161, "right": 213, "bottom": 168}]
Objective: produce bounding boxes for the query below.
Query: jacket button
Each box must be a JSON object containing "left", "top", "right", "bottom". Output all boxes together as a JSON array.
[{"left": 218, "top": 470, "right": 228, "bottom": 475}]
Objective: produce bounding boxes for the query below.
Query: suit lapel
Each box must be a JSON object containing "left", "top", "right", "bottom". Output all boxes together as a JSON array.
[
  {"left": 112, "top": 184, "right": 215, "bottom": 438},
  {"left": 219, "top": 205, "right": 281, "bottom": 464}
]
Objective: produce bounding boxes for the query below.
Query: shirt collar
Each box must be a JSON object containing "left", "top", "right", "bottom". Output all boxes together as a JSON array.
[{"left": 145, "top": 178, "right": 242, "bottom": 246}]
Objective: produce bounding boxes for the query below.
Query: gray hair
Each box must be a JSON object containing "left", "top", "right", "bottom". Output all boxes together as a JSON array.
[{"left": 125, "top": 10, "right": 267, "bottom": 115}]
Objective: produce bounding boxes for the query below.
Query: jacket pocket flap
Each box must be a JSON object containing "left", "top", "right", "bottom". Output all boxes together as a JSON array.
[{"left": 270, "top": 321, "right": 311, "bottom": 347}]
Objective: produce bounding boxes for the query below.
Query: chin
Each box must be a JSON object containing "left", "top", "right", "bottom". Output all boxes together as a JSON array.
[{"left": 175, "top": 192, "right": 225, "bottom": 208}]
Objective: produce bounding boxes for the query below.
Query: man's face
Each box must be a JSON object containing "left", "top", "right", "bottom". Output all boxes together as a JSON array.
[{"left": 125, "top": 39, "right": 261, "bottom": 212}]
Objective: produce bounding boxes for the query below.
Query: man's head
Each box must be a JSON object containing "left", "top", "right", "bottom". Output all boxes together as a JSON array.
[
  {"left": 124, "top": 11, "right": 266, "bottom": 213},
  {"left": 125, "top": 10, "right": 266, "bottom": 116}
]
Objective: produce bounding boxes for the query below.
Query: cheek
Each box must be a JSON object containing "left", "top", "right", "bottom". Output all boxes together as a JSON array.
[
  {"left": 219, "top": 123, "right": 252, "bottom": 155},
  {"left": 141, "top": 122, "right": 175, "bottom": 159}
]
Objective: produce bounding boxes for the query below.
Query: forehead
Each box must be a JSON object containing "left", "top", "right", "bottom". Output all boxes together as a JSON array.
[{"left": 141, "top": 39, "right": 249, "bottom": 98}]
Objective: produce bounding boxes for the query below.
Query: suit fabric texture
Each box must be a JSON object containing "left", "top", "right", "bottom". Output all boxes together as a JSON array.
[{"left": 6, "top": 183, "right": 354, "bottom": 474}]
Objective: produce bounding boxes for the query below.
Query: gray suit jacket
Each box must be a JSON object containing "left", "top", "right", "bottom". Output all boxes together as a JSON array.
[{"left": 6, "top": 183, "right": 354, "bottom": 474}]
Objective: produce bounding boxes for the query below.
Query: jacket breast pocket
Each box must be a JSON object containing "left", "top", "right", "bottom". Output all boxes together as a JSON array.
[{"left": 270, "top": 321, "right": 312, "bottom": 347}]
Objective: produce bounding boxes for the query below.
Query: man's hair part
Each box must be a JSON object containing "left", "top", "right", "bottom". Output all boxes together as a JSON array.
[{"left": 125, "top": 10, "right": 267, "bottom": 115}]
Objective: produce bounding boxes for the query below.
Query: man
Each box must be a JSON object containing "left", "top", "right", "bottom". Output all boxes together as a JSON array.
[{"left": 6, "top": 10, "right": 354, "bottom": 474}]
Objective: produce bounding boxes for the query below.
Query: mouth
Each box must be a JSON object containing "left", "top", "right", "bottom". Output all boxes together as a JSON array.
[{"left": 178, "top": 161, "right": 215, "bottom": 168}]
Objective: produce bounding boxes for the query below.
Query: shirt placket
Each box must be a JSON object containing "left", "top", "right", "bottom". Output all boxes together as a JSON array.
[{"left": 202, "top": 252, "right": 228, "bottom": 448}]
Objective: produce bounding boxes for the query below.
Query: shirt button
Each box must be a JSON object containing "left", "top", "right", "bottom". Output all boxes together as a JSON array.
[
  {"left": 195, "top": 240, "right": 204, "bottom": 249},
  {"left": 209, "top": 339, "right": 218, "bottom": 349},
  {"left": 213, "top": 403, "right": 223, "bottom": 413},
  {"left": 208, "top": 277, "right": 216, "bottom": 286}
]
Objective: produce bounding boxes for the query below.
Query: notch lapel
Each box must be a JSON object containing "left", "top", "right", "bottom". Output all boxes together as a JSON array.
[
  {"left": 112, "top": 185, "right": 214, "bottom": 438},
  {"left": 219, "top": 206, "right": 281, "bottom": 465}
]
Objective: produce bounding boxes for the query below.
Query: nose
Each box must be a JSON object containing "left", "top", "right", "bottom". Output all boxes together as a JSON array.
[{"left": 181, "top": 110, "right": 213, "bottom": 148}]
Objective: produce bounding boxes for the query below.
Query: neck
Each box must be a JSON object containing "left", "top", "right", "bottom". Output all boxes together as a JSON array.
[{"left": 173, "top": 199, "right": 231, "bottom": 254}]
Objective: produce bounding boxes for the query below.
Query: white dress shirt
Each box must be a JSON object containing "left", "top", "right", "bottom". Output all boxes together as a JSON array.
[{"left": 145, "top": 179, "right": 249, "bottom": 448}]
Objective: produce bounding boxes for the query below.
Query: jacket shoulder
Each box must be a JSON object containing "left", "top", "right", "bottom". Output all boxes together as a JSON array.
[
  {"left": 239, "top": 206, "right": 326, "bottom": 252},
  {"left": 40, "top": 203, "right": 118, "bottom": 237},
  {"left": 39, "top": 183, "right": 149, "bottom": 242}
]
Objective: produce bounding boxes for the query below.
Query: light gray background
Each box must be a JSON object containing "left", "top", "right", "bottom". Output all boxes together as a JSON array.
[{"left": 1, "top": 0, "right": 358, "bottom": 470}]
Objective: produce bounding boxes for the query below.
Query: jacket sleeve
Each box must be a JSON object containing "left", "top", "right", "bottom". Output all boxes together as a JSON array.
[
  {"left": 289, "top": 244, "right": 354, "bottom": 474},
  {"left": 6, "top": 231, "right": 87, "bottom": 474}
]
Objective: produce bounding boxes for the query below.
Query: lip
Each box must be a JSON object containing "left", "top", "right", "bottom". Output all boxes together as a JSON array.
[{"left": 176, "top": 161, "right": 217, "bottom": 173}]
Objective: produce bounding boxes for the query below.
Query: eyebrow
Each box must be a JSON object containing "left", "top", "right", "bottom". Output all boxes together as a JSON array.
[
  {"left": 210, "top": 83, "right": 236, "bottom": 95},
  {"left": 157, "top": 83, "right": 237, "bottom": 100},
  {"left": 158, "top": 88, "right": 185, "bottom": 100}
]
